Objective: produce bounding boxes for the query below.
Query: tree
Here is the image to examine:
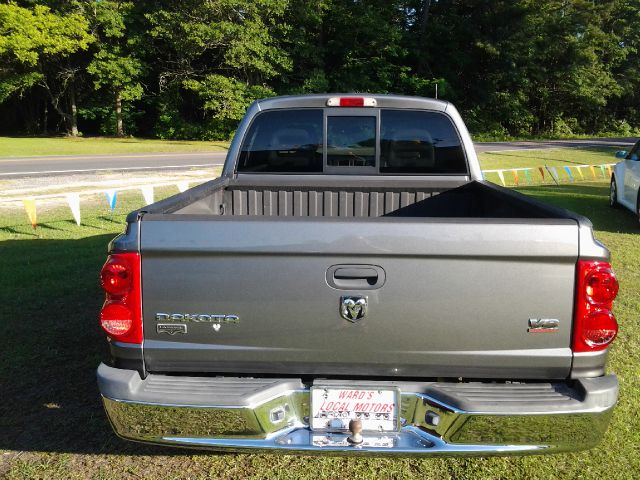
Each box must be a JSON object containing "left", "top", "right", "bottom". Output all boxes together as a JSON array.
[
  {"left": 606, "top": 0, "right": 640, "bottom": 132},
  {"left": 87, "top": 49, "right": 143, "bottom": 136},
  {"left": 1, "top": 0, "right": 640, "bottom": 139},
  {"left": 317, "top": 0, "right": 409, "bottom": 93},
  {"left": 0, "top": 3, "right": 93, "bottom": 135},
  {"left": 86, "top": 1, "right": 143, "bottom": 136},
  {"left": 413, "top": 0, "right": 629, "bottom": 136},
  {"left": 145, "top": 0, "right": 291, "bottom": 139}
]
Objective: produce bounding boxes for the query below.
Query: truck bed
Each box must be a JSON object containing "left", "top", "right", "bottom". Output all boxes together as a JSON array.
[{"left": 159, "top": 177, "right": 564, "bottom": 219}]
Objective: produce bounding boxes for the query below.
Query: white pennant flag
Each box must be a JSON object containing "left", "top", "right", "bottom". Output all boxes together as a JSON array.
[
  {"left": 141, "top": 185, "right": 154, "bottom": 205},
  {"left": 66, "top": 193, "right": 81, "bottom": 225},
  {"left": 176, "top": 181, "right": 189, "bottom": 193},
  {"left": 497, "top": 170, "right": 506, "bottom": 186}
]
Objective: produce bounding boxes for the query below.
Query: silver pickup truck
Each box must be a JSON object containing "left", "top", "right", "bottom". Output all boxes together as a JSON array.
[{"left": 97, "top": 94, "right": 620, "bottom": 455}]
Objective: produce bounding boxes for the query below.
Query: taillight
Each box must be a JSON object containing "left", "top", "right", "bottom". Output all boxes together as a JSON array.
[
  {"left": 100, "top": 303, "right": 133, "bottom": 336},
  {"left": 585, "top": 265, "right": 619, "bottom": 304},
  {"left": 99, "top": 253, "right": 142, "bottom": 344},
  {"left": 573, "top": 260, "right": 619, "bottom": 352},
  {"left": 100, "top": 256, "right": 133, "bottom": 296}
]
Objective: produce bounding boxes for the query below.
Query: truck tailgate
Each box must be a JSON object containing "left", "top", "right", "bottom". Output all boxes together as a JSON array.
[{"left": 140, "top": 216, "right": 578, "bottom": 379}]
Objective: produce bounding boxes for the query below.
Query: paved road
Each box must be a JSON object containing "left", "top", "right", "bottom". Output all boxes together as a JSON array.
[
  {"left": 0, "top": 151, "right": 227, "bottom": 177},
  {"left": 0, "top": 137, "right": 636, "bottom": 177},
  {"left": 474, "top": 137, "right": 636, "bottom": 153}
]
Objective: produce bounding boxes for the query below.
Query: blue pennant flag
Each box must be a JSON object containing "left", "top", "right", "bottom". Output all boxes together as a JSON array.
[
  {"left": 564, "top": 166, "right": 574, "bottom": 182},
  {"left": 105, "top": 190, "right": 117, "bottom": 211}
]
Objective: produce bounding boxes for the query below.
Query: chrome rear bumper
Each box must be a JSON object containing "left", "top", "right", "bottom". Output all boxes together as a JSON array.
[{"left": 98, "top": 363, "right": 617, "bottom": 455}]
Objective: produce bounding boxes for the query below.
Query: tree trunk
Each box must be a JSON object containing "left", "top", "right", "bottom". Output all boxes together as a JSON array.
[
  {"left": 115, "top": 91, "right": 124, "bottom": 137},
  {"left": 69, "top": 87, "right": 79, "bottom": 137},
  {"left": 419, "top": 0, "right": 432, "bottom": 35},
  {"left": 415, "top": 0, "right": 433, "bottom": 76},
  {"left": 40, "top": 79, "right": 75, "bottom": 136},
  {"left": 43, "top": 102, "right": 48, "bottom": 135}
]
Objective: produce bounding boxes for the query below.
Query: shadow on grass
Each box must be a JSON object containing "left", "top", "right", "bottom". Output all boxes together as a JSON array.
[
  {"left": 61, "top": 219, "right": 112, "bottom": 232},
  {"left": 34, "top": 223, "right": 65, "bottom": 232},
  {"left": 0, "top": 226, "right": 38, "bottom": 236},
  {"left": 517, "top": 183, "right": 639, "bottom": 234},
  {"left": 0, "top": 222, "right": 68, "bottom": 236},
  {"left": 0, "top": 233, "right": 191, "bottom": 456},
  {"left": 97, "top": 215, "right": 124, "bottom": 224}
]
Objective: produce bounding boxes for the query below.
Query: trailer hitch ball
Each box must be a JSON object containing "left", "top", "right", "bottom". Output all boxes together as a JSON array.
[
  {"left": 347, "top": 418, "right": 364, "bottom": 445},
  {"left": 425, "top": 411, "right": 440, "bottom": 427}
]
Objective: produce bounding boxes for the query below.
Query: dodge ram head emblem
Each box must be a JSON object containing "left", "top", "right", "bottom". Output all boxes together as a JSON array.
[{"left": 340, "top": 296, "right": 367, "bottom": 322}]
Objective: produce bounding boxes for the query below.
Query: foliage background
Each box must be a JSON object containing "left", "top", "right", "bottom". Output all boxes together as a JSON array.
[{"left": 0, "top": 0, "right": 639, "bottom": 140}]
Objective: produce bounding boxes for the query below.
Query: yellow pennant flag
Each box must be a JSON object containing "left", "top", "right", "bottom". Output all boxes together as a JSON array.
[
  {"left": 23, "top": 199, "right": 37, "bottom": 230},
  {"left": 589, "top": 166, "right": 597, "bottom": 178},
  {"left": 576, "top": 166, "right": 584, "bottom": 180},
  {"left": 606, "top": 165, "right": 612, "bottom": 177},
  {"left": 497, "top": 170, "right": 506, "bottom": 186}
]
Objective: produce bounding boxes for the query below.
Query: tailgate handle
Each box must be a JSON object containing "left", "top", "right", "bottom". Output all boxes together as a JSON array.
[
  {"left": 334, "top": 268, "right": 378, "bottom": 280},
  {"left": 328, "top": 265, "right": 385, "bottom": 290}
]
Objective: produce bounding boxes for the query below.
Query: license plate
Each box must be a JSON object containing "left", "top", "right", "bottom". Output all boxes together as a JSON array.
[{"left": 310, "top": 386, "right": 399, "bottom": 432}]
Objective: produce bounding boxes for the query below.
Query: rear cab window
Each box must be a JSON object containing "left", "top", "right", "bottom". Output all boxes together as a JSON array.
[
  {"left": 237, "top": 109, "right": 323, "bottom": 173},
  {"left": 380, "top": 110, "right": 467, "bottom": 174},
  {"left": 327, "top": 116, "right": 376, "bottom": 167},
  {"left": 237, "top": 108, "right": 468, "bottom": 175}
]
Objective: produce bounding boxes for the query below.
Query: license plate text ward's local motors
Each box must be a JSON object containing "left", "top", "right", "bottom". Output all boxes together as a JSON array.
[{"left": 311, "top": 387, "right": 399, "bottom": 432}]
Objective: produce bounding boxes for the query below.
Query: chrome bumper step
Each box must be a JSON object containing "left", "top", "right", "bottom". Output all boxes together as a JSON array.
[{"left": 98, "top": 363, "right": 618, "bottom": 455}]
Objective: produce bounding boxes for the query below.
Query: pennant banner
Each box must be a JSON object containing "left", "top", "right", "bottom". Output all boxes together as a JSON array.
[
  {"left": 13, "top": 178, "right": 217, "bottom": 229},
  {"left": 564, "top": 166, "right": 574, "bottom": 182},
  {"left": 141, "top": 186, "right": 154, "bottom": 205},
  {"left": 66, "top": 193, "right": 81, "bottom": 225},
  {"left": 13, "top": 164, "right": 623, "bottom": 230},
  {"left": 105, "top": 190, "right": 117, "bottom": 211},
  {"left": 23, "top": 199, "right": 37, "bottom": 230}
]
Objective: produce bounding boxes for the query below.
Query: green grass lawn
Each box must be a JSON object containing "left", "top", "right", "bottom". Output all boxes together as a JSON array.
[
  {"left": 0, "top": 136, "right": 229, "bottom": 157},
  {"left": 1, "top": 153, "right": 639, "bottom": 479}
]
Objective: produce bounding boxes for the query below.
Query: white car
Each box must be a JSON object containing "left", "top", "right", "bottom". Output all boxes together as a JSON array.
[{"left": 610, "top": 139, "right": 640, "bottom": 223}]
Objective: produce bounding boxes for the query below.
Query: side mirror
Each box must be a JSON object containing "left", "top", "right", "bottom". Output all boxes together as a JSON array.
[{"left": 615, "top": 150, "right": 628, "bottom": 159}]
